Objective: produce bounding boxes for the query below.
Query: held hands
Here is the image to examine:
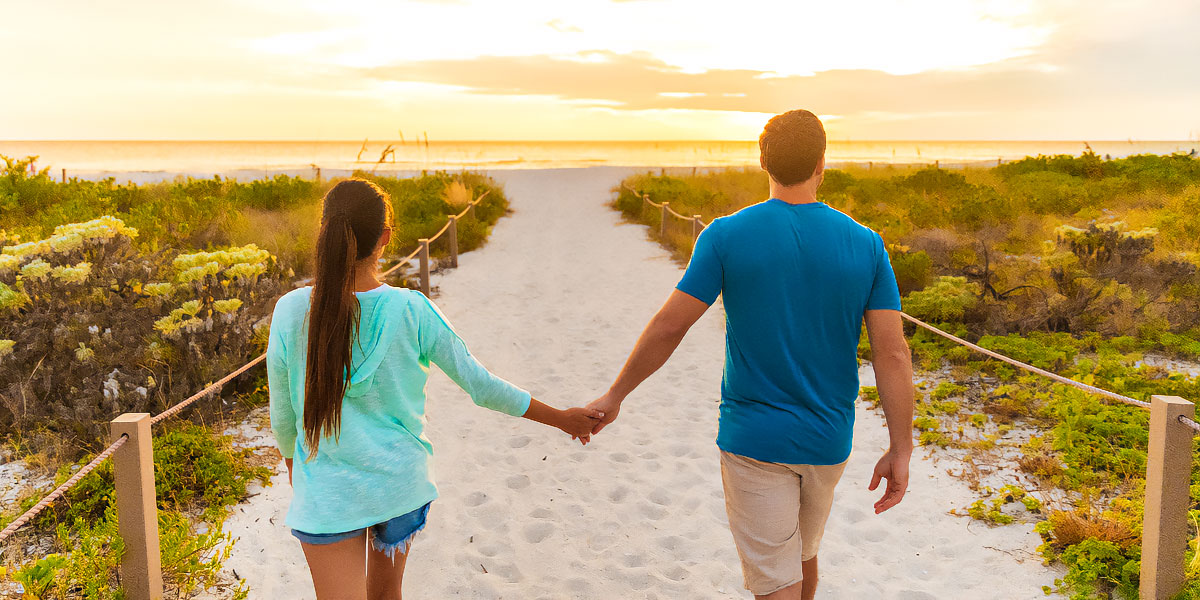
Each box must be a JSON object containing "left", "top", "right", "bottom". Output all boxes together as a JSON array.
[
  {"left": 558, "top": 407, "right": 605, "bottom": 442},
  {"left": 868, "top": 446, "right": 911, "bottom": 514},
  {"left": 584, "top": 392, "right": 622, "bottom": 436}
]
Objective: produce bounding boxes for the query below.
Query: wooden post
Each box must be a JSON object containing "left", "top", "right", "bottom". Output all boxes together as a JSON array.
[
  {"left": 111, "top": 414, "right": 163, "bottom": 600},
  {"left": 692, "top": 215, "right": 702, "bottom": 241},
  {"left": 418, "top": 239, "right": 431, "bottom": 297},
  {"left": 642, "top": 194, "right": 650, "bottom": 217},
  {"left": 1141, "top": 395, "right": 1195, "bottom": 600},
  {"left": 61, "top": 168, "right": 66, "bottom": 183},
  {"left": 660, "top": 202, "right": 669, "bottom": 237},
  {"left": 467, "top": 202, "right": 476, "bottom": 220},
  {"left": 447, "top": 216, "right": 459, "bottom": 268}
]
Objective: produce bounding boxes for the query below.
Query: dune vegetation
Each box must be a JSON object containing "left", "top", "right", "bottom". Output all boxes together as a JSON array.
[
  {"left": 0, "top": 155, "right": 510, "bottom": 598},
  {"left": 616, "top": 152, "right": 1200, "bottom": 599}
]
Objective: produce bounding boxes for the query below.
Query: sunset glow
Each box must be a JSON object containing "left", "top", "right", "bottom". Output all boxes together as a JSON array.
[{"left": 1, "top": 0, "right": 1197, "bottom": 140}]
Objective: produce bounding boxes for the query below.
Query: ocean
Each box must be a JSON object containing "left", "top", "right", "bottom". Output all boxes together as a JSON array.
[{"left": 1, "top": 140, "right": 1196, "bottom": 183}]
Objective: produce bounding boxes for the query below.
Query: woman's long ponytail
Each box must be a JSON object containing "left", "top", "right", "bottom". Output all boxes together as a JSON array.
[{"left": 304, "top": 179, "right": 390, "bottom": 458}]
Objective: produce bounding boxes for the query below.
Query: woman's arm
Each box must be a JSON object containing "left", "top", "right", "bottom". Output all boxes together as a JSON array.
[{"left": 266, "top": 317, "right": 298, "bottom": 462}]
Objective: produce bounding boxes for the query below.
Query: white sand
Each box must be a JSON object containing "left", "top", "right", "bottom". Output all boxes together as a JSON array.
[{"left": 215, "top": 167, "right": 1064, "bottom": 599}]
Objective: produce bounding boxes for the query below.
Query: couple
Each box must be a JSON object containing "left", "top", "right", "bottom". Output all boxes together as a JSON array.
[{"left": 267, "top": 110, "right": 915, "bottom": 600}]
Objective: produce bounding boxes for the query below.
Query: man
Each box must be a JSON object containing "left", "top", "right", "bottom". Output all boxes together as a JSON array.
[{"left": 585, "top": 110, "right": 915, "bottom": 600}]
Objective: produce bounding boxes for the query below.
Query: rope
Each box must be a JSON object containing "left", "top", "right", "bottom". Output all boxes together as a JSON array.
[
  {"left": 0, "top": 435, "right": 129, "bottom": 544},
  {"left": 645, "top": 197, "right": 662, "bottom": 208},
  {"left": 453, "top": 189, "right": 487, "bottom": 220},
  {"left": 383, "top": 246, "right": 423, "bottom": 277},
  {"left": 663, "top": 204, "right": 689, "bottom": 220},
  {"left": 1181, "top": 415, "right": 1200, "bottom": 434},
  {"left": 427, "top": 219, "right": 453, "bottom": 244},
  {"left": 900, "top": 313, "right": 1152, "bottom": 410},
  {"left": 151, "top": 354, "right": 267, "bottom": 425}
]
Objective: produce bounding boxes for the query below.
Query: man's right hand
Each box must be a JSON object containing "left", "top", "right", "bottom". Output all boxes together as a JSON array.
[
  {"left": 868, "top": 447, "right": 911, "bottom": 514},
  {"left": 584, "top": 392, "right": 623, "bottom": 435}
]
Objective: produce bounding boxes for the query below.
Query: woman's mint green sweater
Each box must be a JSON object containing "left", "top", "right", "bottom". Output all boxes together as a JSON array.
[{"left": 267, "top": 284, "right": 531, "bottom": 534}]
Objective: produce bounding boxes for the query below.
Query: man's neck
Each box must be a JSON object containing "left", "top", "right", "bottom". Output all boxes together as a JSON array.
[{"left": 769, "top": 183, "right": 819, "bottom": 205}]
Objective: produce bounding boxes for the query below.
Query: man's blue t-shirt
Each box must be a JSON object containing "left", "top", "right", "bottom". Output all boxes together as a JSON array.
[{"left": 676, "top": 199, "right": 902, "bottom": 466}]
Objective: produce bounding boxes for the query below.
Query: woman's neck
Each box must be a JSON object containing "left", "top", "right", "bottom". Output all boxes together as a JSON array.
[{"left": 351, "top": 263, "right": 383, "bottom": 292}]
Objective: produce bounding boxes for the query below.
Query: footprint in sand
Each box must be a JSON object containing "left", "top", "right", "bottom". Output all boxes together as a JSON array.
[
  {"left": 841, "top": 507, "right": 869, "bottom": 523},
  {"left": 529, "top": 507, "right": 554, "bottom": 520},
  {"left": 647, "top": 488, "right": 673, "bottom": 506},
  {"left": 564, "top": 577, "right": 593, "bottom": 595},
  {"left": 464, "top": 491, "right": 489, "bottom": 507},
  {"left": 588, "top": 533, "right": 618, "bottom": 551},
  {"left": 862, "top": 527, "right": 888, "bottom": 542},
  {"left": 506, "top": 474, "right": 530, "bottom": 490},
  {"left": 523, "top": 521, "right": 555, "bottom": 543},
  {"left": 507, "top": 435, "right": 531, "bottom": 449},
  {"left": 609, "top": 452, "right": 632, "bottom": 463},
  {"left": 639, "top": 502, "right": 668, "bottom": 521},
  {"left": 487, "top": 561, "right": 523, "bottom": 584},
  {"left": 608, "top": 486, "right": 631, "bottom": 502},
  {"left": 660, "top": 565, "right": 690, "bottom": 582},
  {"left": 624, "top": 569, "right": 654, "bottom": 591}
]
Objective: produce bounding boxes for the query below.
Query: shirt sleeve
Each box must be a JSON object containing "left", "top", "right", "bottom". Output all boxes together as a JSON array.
[
  {"left": 866, "top": 236, "right": 903, "bottom": 311},
  {"left": 266, "top": 302, "right": 298, "bottom": 459},
  {"left": 415, "top": 294, "right": 532, "bottom": 417},
  {"left": 675, "top": 220, "right": 723, "bottom": 305}
]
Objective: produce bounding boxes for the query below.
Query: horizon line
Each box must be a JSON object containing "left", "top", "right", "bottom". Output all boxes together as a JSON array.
[{"left": 2, "top": 139, "right": 1197, "bottom": 144}]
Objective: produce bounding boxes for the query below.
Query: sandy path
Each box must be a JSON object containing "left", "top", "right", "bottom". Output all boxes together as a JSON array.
[{"left": 217, "top": 167, "right": 1062, "bottom": 599}]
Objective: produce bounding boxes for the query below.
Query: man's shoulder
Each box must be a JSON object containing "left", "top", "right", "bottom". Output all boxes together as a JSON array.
[
  {"left": 707, "top": 201, "right": 772, "bottom": 232},
  {"left": 821, "top": 204, "right": 884, "bottom": 241}
]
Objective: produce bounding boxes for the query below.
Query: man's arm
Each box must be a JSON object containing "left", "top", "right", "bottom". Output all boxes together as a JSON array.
[
  {"left": 864, "top": 309, "right": 915, "bottom": 514},
  {"left": 585, "top": 290, "right": 710, "bottom": 436}
]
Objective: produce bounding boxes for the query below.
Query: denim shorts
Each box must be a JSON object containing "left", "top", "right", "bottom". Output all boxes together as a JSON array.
[{"left": 291, "top": 502, "right": 431, "bottom": 558}]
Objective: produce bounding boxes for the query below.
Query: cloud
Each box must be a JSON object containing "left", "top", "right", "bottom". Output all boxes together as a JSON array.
[
  {"left": 546, "top": 19, "right": 582, "bottom": 33},
  {"left": 362, "top": 4, "right": 1200, "bottom": 139},
  {"left": 364, "top": 51, "right": 1057, "bottom": 115}
]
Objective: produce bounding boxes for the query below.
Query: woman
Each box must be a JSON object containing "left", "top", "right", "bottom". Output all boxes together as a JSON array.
[{"left": 267, "top": 179, "right": 600, "bottom": 599}]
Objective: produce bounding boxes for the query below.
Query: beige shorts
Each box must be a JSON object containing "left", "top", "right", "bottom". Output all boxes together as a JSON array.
[{"left": 720, "top": 450, "right": 848, "bottom": 596}]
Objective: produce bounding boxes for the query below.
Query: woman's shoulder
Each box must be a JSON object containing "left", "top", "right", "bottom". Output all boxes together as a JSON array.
[{"left": 273, "top": 286, "right": 313, "bottom": 317}]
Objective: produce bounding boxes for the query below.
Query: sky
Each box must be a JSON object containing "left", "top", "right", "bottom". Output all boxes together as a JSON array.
[{"left": 1, "top": 0, "right": 1198, "bottom": 141}]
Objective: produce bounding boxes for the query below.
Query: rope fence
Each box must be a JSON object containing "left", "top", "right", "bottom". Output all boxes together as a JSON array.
[
  {"left": 663, "top": 203, "right": 688, "bottom": 220},
  {"left": 0, "top": 435, "right": 128, "bottom": 544},
  {"left": 900, "top": 313, "right": 1152, "bottom": 409},
  {"left": 0, "top": 189, "right": 493, "bottom": 569},
  {"left": 628, "top": 185, "right": 1197, "bottom": 600},
  {"left": 1181, "top": 414, "right": 1200, "bottom": 434}
]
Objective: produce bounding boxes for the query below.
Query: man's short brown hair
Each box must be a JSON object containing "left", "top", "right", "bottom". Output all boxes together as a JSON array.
[{"left": 759, "top": 110, "right": 826, "bottom": 186}]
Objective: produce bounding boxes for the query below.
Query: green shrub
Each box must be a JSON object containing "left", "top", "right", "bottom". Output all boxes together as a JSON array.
[
  {"left": 902, "top": 276, "right": 979, "bottom": 323},
  {"left": 0, "top": 217, "right": 285, "bottom": 444}
]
